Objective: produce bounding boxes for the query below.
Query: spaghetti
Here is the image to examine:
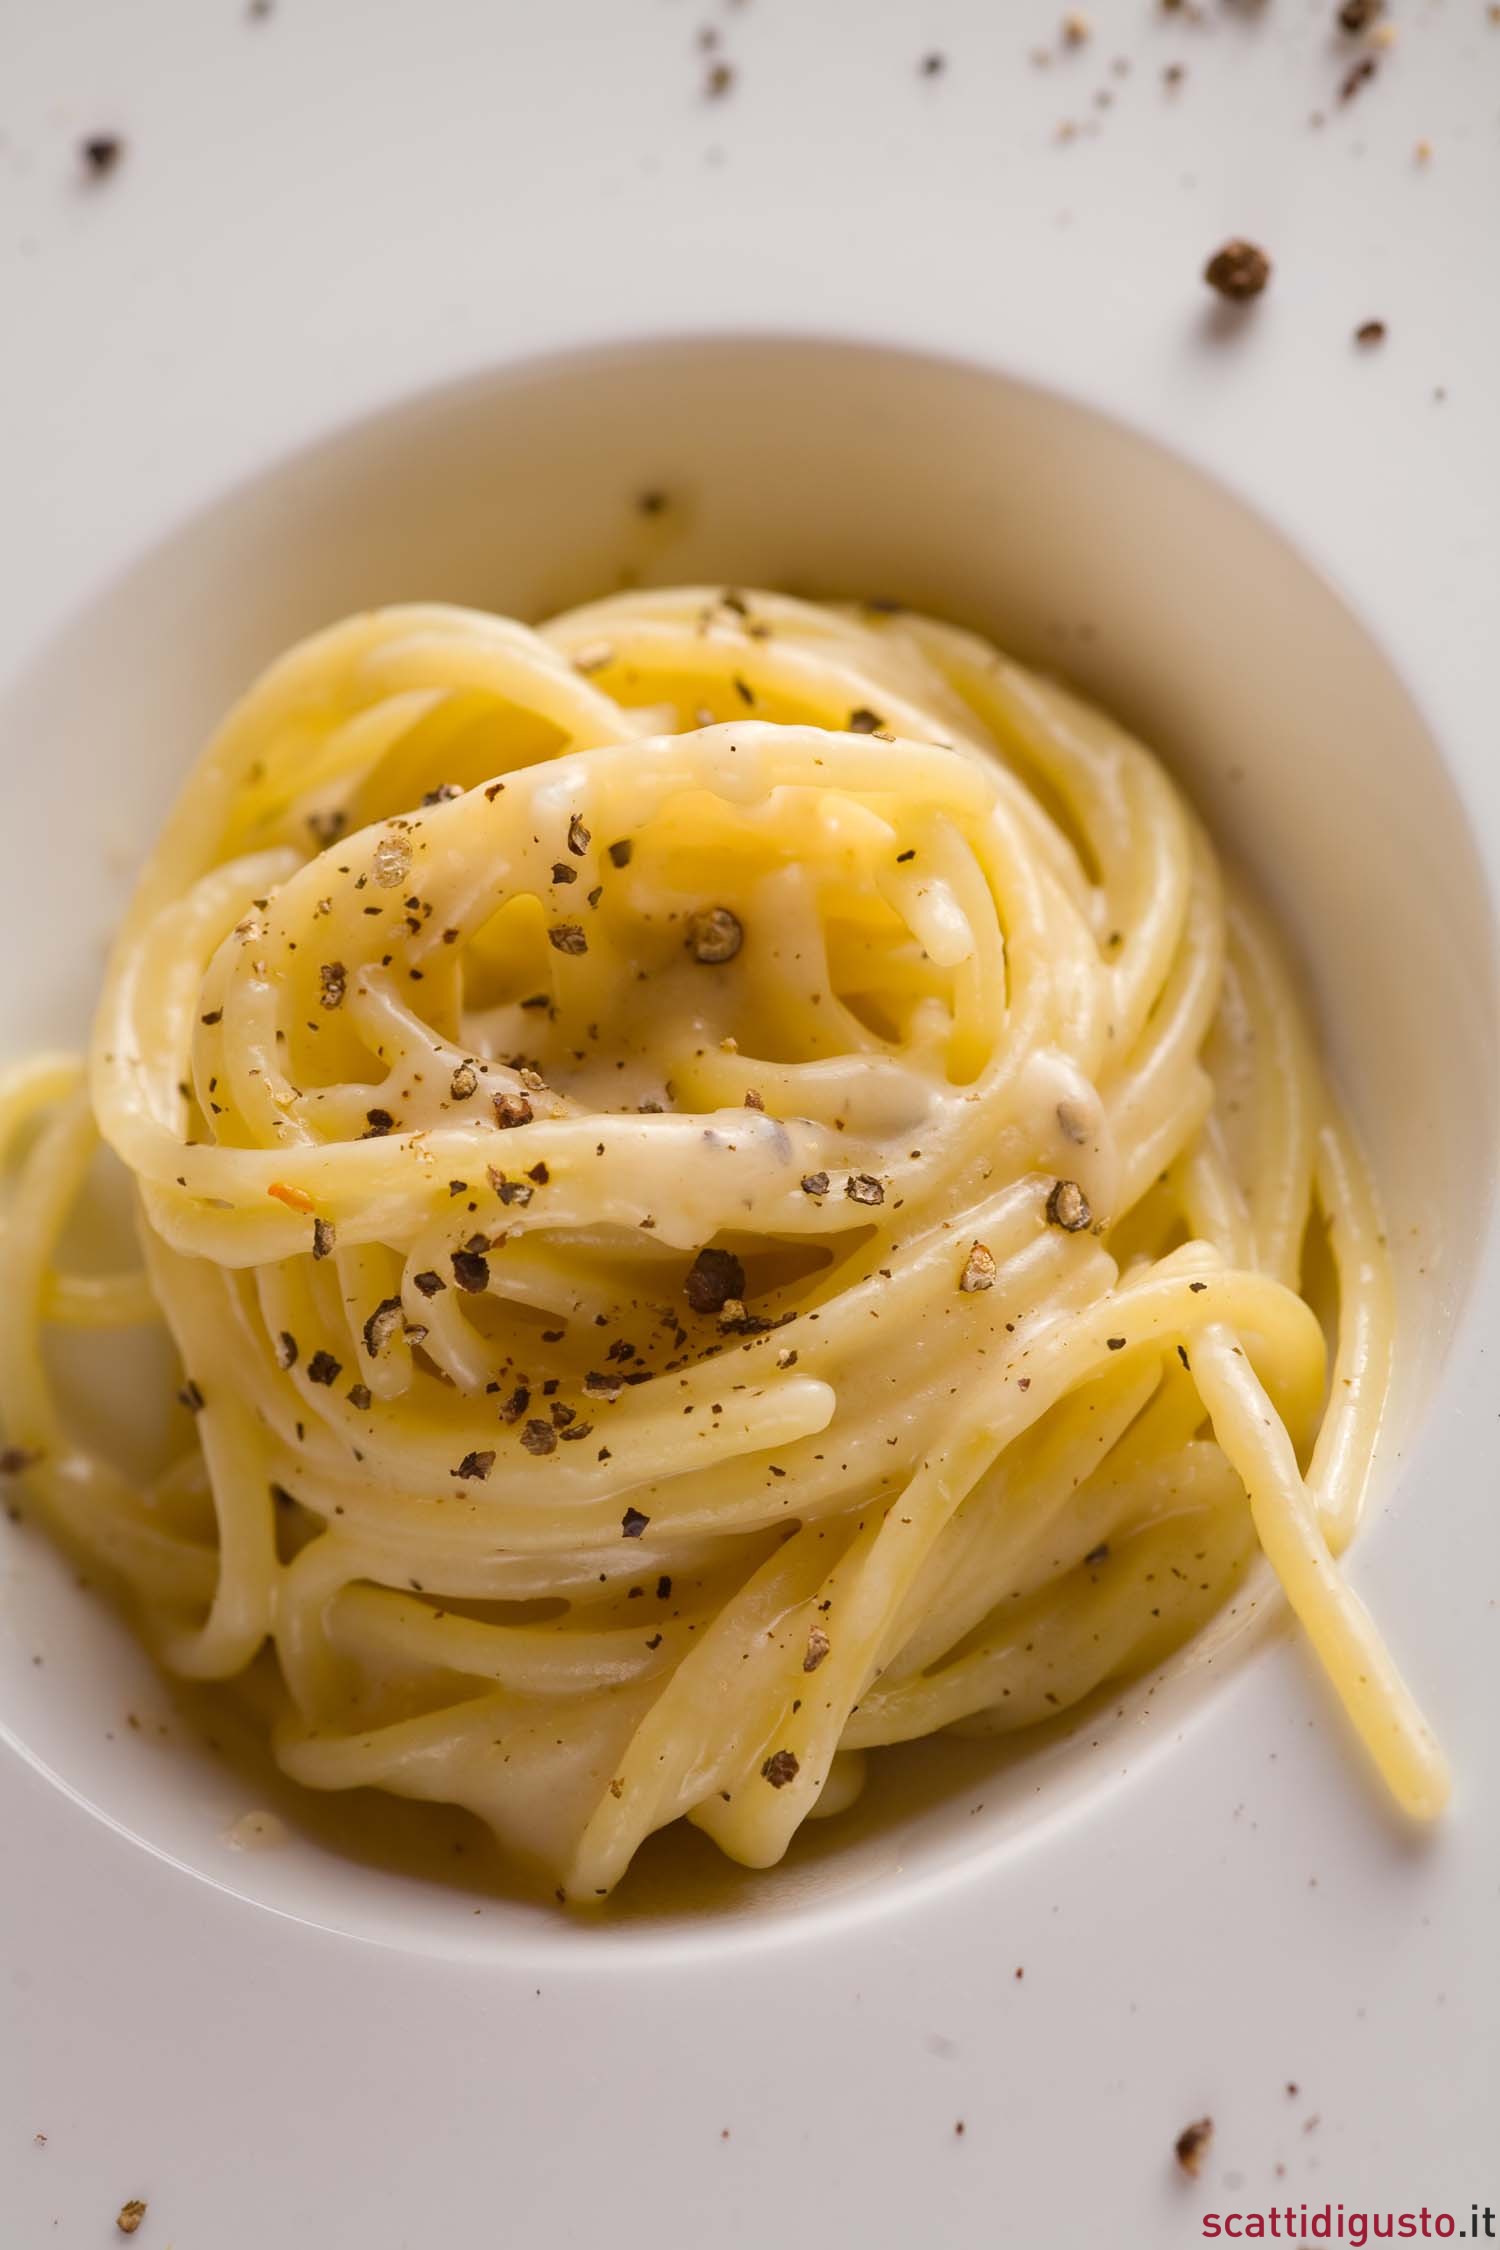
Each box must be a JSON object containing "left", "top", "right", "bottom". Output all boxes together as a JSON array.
[{"left": 0, "top": 589, "right": 1448, "bottom": 1898}]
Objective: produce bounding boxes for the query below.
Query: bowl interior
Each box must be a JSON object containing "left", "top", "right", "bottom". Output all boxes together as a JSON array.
[{"left": 2, "top": 335, "right": 1492, "bottom": 1955}]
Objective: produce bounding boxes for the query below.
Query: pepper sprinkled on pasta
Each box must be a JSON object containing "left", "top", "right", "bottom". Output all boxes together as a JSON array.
[{"left": 0, "top": 587, "right": 1446, "bottom": 1901}]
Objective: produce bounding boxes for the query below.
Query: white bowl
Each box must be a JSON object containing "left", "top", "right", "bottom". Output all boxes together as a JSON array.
[{"left": 3, "top": 330, "right": 1493, "bottom": 1951}]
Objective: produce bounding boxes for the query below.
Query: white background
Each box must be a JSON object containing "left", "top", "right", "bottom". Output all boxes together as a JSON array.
[{"left": 3, "top": 2, "right": 1498, "bottom": 2244}]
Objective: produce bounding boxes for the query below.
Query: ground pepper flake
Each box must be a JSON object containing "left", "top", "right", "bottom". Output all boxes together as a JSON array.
[
  {"left": 848, "top": 706, "right": 885, "bottom": 734},
  {"left": 275, "top": 1331, "right": 299, "bottom": 1370},
  {"left": 115, "top": 2203, "right": 147, "bottom": 2238},
  {"left": 318, "top": 961, "right": 347, "bottom": 1010},
  {"left": 1339, "top": 54, "right": 1378, "bottom": 100},
  {"left": 82, "top": 135, "right": 124, "bottom": 177},
  {"left": 347, "top": 1383, "right": 373, "bottom": 1411},
  {"left": 521, "top": 1419, "right": 557, "bottom": 1455},
  {"left": 845, "top": 1174, "right": 884, "bottom": 1206},
  {"left": 1337, "top": 0, "right": 1381, "bottom": 25},
  {"left": 1045, "top": 1179, "right": 1092, "bottom": 1231},
  {"left": 1056, "top": 1101, "right": 1089, "bottom": 1146},
  {"left": 960, "top": 1242, "right": 997, "bottom": 1292},
  {"left": 801, "top": 1171, "right": 830, "bottom": 1197},
  {"left": 687, "top": 906, "right": 743, "bottom": 964},
  {"left": 454, "top": 1450, "right": 495, "bottom": 1481},
  {"left": 312, "top": 1217, "right": 336, "bottom": 1260},
  {"left": 607, "top": 838, "right": 634, "bottom": 867},
  {"left": 567, "top": 814, "right": 591, "bottom": 857},
  {"left": 363, "top": 1107, "right": 396, "bottom": 1137},
  {"left": 450, "top": 1061, "right": 479, "bottom": 1101},
  {"left": 684, "top": 1247, "right": 745, "bottom": 1314},
  {"left": 1175, "top": 2117, "right": 1213, "bottom": 2178},
  {"left": 1354, "top": 318, "right": 1387, "bottom": 346},
  {"left": 761, "top": 1748, "right": 799, "bottom": 1787},
  {"left": 413, "top": 1270, "right": 447, "bottom": 1297},
  {"left": 705, "top": 59, "right": 735, "bottom": 97},
  {"left": 804, "top": 1628, "right": 831, "bottom": 1672},
  {"left": 306, "top": 1350, "right": 341, "bottom": 1386},
  {"left": 452, "top": 1249, "right": 491, "bottom": 1293},
  {"left": 1204, "top": 239, "right": 1271, "bottom": 302},
  {"left": 622, "top": 1507, "right": 651, "bottom": 1538},
  {"left": 549, "top": 923, "right": 588, "bottom": 956},
  {"left": 362, "top": 1297, "right": 405, "bottom": 1356},
  {"left": 493, "top": 1090, "right": 534, "bottom": 1128}
]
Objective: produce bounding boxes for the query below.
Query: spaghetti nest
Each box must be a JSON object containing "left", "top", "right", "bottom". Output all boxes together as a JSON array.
[{"left": 0, "top": 589, "right": 1446, "bottom": 1899}]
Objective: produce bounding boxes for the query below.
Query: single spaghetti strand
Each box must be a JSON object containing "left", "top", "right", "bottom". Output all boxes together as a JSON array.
[{"left": 1193, "top": 1325, "right": 1447, "bottom": 1818}]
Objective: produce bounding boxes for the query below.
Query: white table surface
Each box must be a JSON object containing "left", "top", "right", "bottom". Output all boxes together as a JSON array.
[{"left": 3, "top": 3, "right": 1498, "bottom": 2244}]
